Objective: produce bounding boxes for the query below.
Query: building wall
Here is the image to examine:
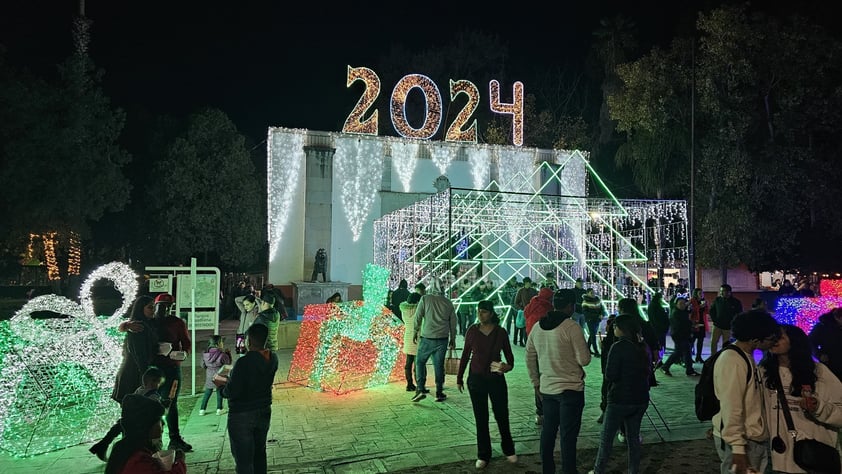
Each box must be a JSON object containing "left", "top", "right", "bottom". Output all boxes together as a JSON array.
[{"left": 267, "top": 128, "right": 587, "bottom": 286}]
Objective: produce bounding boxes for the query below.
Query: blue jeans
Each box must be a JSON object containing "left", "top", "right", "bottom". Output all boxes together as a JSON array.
[
  {"left": 228, "top": 407, "right": 271, "bottom": 474},
  {"left": 540, "top": 390, "right": 584, "bottom": 474},
  {"left": 415, "top": 337, "right": 448, "bottom": 394},
  {"left": 592, "top": 402, "right": 647, "bottom": 474},
  {"left": 201, "top": 387, "right": 223, "bottom": 410},
  {"left": 467, "top": 374, "right": 515, "bottom": 462},
  {"left": 157, "top": 365, "right": 182, "bottom": 438}
]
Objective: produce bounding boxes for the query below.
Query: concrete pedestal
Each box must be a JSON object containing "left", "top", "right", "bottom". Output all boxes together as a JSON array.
[{"left": 291, "top": 281, "right": 351, "bottom": 316}]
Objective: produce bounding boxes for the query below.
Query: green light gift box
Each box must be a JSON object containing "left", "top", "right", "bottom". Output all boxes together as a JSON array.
[{"left": 0, "top": 262, "right": 138, "bottom": 457}]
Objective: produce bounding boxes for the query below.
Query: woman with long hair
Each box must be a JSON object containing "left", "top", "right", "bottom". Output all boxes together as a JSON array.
[
  {"left": 456, "top": 300, "right": 517, "bottom": 469},
  {"left": 91, "top": 295, "right": 158, "bottom": 460},
  {"left": 590, "top": 313, "right": 651, "bottom": 474},
  {"left": 759, "top": 324, "right": 842, "bottom": 474}
]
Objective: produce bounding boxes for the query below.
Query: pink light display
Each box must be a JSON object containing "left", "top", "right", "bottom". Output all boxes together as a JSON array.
[
  {"left": 819, "top": 279, "right": 842, "bottom": 297},
  {"left": 773, "top": 296, "right": 842, "bottom": 334}
]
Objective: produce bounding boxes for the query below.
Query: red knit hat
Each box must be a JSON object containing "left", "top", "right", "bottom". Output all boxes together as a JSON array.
[{"left": 154, "top": 293, "right": 174, "bottom": 305}]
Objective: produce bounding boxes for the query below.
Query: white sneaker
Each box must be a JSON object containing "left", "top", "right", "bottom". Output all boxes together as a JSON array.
[
  {"left": 216, "top": 409, "right": 223, "bottom": 416},
  {"left": 475, "top": 459, "right": 487, "bottom": 469},
  {"left": 506, "top": 454, "right": 518, "bottom": 463},
  {"left": 199, "top": 409, "right": 206, "bottom": 416}
]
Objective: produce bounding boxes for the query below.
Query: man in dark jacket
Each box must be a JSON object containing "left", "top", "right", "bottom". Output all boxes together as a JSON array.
[
  {"left": 660, "top": 297, "right": 699, "bottom": 376},
  {"left": 390, "top": 279, "right": 411, "bottom": 321},
  {"left": 709, "top": 284, "right": 743, "bottom": 355},
  {"left": 808, "top": 308, "right": 842, "bottom": 381},
  {"left": 221, "top": 323, "right": 279, "bottom": 474},
  {"left": 254, "top": 294, "right": 280, "bottom": 351}
]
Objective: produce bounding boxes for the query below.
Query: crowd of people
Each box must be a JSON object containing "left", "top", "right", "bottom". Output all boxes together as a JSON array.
[
  {"left": 401, "top": 273, "right": 842, "bottom": 474},
  {"left": 94, "top": 283, "right": 284, "bottom": 473},
  {"left": 94, "top": 271, "right": 842, "bottom": 474}
]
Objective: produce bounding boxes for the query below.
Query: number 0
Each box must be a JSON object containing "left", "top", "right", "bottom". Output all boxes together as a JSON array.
[{"left": 390, "top": 74, "right": 443, "bottom": 140}]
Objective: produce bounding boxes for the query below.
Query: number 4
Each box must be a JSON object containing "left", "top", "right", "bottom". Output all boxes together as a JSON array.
[{"left": 489, "top": 80, "right": 524, "bottom": 146}]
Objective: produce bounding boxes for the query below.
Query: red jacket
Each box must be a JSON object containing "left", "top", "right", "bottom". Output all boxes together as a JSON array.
[{"left": 524, "top": 287, "right": 554, "bottom": 335}]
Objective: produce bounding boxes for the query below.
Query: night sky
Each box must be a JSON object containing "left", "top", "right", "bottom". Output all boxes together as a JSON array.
[{"left": 0, "top": 1, "right": 836, "bottom": 143}]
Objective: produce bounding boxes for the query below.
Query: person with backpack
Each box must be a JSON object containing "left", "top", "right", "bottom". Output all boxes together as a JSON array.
[{"left": 711, "top": 310, "right": 780, "bottom": 474}]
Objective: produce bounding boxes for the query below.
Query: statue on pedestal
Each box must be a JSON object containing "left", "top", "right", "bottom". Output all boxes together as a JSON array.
[{"left": 311, "top": 248, "right": 328, "bottom": 282}]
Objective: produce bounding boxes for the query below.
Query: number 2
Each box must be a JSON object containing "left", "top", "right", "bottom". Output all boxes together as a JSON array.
[
  {"left": 445, "top": 80, "right": 479, "bottom": 143},
  {"left": 342, "top": 66, "right": 380, "bottom": 135}
]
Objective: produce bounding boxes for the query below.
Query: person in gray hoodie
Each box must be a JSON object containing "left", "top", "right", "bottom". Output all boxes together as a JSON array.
[{"left": 526, "top": 289, "right": 591, "bottom": 474}]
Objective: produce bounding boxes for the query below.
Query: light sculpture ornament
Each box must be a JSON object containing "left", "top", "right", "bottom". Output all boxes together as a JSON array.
[
  {"left": 468, "top": 146, "right": 491, "bottom": 190},
  {"left": 342, "top": 66, "right": 380, "bottom": 135},
  {"left": 288, "top": 264, "right": 404, "bottom": 394},
  {"left": 335, "top": 136, "right": 384, "bottom": 241},
  {"left": 391, "top": 73, "right": 443, "bottom": 140},
  {"left": 0, "top": 262, "right": 138, "bottom": 457},
  {"left": 267, "top": 128, "right": 306, "bottom": 261},
  {"left": 429, "top": 143, "right": 457, "bottom": 175},
  {"left": 489, "top": 80, "right": 525, "bottom": 146},
  {"left": 445, "top": 79, "right": 479, "bottom": 143},
  {"left": 819, "top": 279, "right": 842, "bottom": 297},
  {"left": 774, "top": 296, "right": 842, "bottom": 334},
  {"left": 389, "top": 137, "right": 420, "bottom": 192}
]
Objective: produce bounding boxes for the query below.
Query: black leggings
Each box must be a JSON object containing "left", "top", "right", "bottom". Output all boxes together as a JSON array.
[{"left": 404, "top": 354, "right": 416, "bottom": 385}]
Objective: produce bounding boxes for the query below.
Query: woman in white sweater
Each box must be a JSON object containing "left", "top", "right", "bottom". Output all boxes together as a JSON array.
[
  {"left": 759, "top": 324, "right": 842, "bottom": 474},
  {"left": 400, "top": 292, "right": 422, "bottom": 391}
]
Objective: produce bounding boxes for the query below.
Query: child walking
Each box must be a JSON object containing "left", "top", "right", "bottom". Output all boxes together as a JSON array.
[{"left": 200, "top": 335, "right": 232, "bottom": 415}]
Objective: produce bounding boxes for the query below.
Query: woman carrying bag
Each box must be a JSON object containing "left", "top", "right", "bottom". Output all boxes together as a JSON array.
[
  {"left": 759, "top": 324, "right": 842, "bottom": 474},
  {"left": 457, "top": 300, "right": 517, "bottom": 470}
]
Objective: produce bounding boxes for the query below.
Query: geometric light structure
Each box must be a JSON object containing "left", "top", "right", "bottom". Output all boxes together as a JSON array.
[
  {"left": 0, "top": 262, "right": 138, "bottom": 457},
  {"left": 374, "top": 153, "right": 688, "bottom": 317},
  {"left": 288, "top": 264, "right": 404, "bottom": 394},
  {"left": 773, "top": 296, "right": 842, "bottom": 335}
]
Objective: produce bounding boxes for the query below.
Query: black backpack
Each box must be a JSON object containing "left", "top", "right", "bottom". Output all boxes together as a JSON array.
[{"left": 694, "top": 344, "right": 751, "bottom": 421}]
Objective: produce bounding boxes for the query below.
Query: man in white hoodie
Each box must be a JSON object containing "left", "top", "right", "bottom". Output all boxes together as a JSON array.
[
  {"left": 526, "top": 289, "right": 591, "bottom": 474},
  {"left": 713, "top": 309, "right": 779, "bottom": 474}
]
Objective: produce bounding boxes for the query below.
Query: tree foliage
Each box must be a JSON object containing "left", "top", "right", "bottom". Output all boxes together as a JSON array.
[
  {"left": 0, "top": 51, "right": 131, "bottom": 243},
  {"left": 146, "top": 109, "right": 263, "bottom": 268},
  {"left": 608, "top": 4, "right": 842, "bottom": 272}
]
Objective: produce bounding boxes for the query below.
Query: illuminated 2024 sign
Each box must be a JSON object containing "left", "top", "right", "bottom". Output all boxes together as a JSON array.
[{"left": 342, "top": 66, "right": 524, "bottom": 146}]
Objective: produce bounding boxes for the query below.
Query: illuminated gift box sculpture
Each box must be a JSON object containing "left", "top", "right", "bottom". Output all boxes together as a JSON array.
[
  {"left": 0, "top": 262, "right": 137, "bottom": 457},
  {"left": 288, "top": 264, "right": 405, "bottom": 394},
  {"left": 774, "top": 295, "right": 842, "bottom": 334}
]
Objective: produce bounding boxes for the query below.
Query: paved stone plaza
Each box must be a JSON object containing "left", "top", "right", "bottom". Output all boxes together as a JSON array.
[{"left": 0, "top": 319, "right": 718, "bottom": 473}]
